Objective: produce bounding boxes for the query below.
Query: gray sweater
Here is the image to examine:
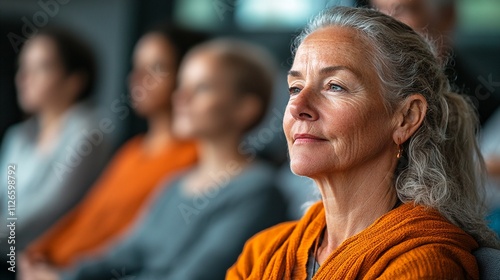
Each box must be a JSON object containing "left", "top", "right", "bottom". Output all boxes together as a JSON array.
[
  {"left": 0, "top": 102, "right": 112, "bottom": 250},
  {"left": 61, "top": 161, "right": 287, "bottom": 280}
]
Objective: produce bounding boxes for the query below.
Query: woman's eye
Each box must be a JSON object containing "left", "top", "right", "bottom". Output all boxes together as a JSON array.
[
  {"left": 288, "top": 86, "right": 301, "bottom": 95},
  {"left": 327, "top": 83, "right": 344, "bottom": 92}
]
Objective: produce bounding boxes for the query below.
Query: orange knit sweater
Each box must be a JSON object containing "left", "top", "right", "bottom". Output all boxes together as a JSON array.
[
  {"left": 227, "top": 201, "right": 479, "bottom": 279},
  {"left": 27, "top": 135, "right": 197, "bottom": 267}
]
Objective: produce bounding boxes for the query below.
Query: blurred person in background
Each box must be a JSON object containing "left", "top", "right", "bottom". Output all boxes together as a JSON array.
[
  {"left": 364, "top": 0, "right": 500, "bottom": 125},
  {"left": 0, "top": 27, "right": 112, "bottom": 250},
  {"left": 227, "top": 7, "right": 499, "bottom": 279},
  {"left": 23, "top": 25, "right": 204, "bottom": 268},
  {"left": 22, "top": 38, "right": 287, "bottom": 280}
]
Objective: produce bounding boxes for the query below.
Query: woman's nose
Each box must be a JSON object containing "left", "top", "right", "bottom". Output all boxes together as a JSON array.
[{"left": 288, "top": 87, "right": 319, "bottom": 121}]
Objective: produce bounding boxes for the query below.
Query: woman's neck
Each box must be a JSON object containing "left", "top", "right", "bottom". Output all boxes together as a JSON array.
[
  {"left": 143, "top": 111, "right": 174, "bottom": 155},
  {"left": 314, "top": 152, "right": 398, "bottom": 264},
  {"left": 185, "top": 134, "right": 248, "bottom": 195},
  {"left": 36, "top": 105, "right": 73, "bottom": 153}
]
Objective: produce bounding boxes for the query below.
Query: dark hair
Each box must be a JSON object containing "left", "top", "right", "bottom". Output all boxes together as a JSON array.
[
  {"left": 36, "top": 27, "right": 97, "bottom": 101},
  {"left": 145, "top": 24, "right": 209, "bottom": 70}
]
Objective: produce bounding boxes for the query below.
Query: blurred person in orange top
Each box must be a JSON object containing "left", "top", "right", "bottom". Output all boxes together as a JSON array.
[{"left": 23, "top": 25, "right": 206, "bottom": 268}]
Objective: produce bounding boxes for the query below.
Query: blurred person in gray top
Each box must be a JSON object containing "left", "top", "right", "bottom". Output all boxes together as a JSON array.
[
  {"left": 21, "top": 38, "right": 288, "bottom": 280},
  {"left": 0, "top": 27, "right": 112, "bottom": 250}
]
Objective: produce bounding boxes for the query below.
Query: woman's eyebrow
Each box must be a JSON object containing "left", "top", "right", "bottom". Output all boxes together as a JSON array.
[
  {"left": 287, "top": 69, "right": 302, "bottom": 78},
  {"left": 287, "top": 65, "right": 359, "bottom": 78},
  {"left": 320, "top": 65, "right": 357, "bottom": 76}
]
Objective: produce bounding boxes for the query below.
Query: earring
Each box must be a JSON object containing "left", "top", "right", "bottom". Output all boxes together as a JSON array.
[{"left": 396, "top": 143, "right": 403, "bottom": 159}]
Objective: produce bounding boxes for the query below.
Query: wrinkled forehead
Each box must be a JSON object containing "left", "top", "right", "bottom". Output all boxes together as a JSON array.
[{"left": 291, "top": 26, "right": 373, "bottom": 78}]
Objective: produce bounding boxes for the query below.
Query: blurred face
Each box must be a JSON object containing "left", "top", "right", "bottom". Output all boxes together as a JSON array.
[
  {"left": 370, "top": 0, "right": 433, "bottom": 33},
  {"left": 173, "top": 51, "right": 242, "bottom": 140},
  {"left": 284, "top": 27, "right": 396, "bottom": 177},
  {"left": 15, "top": 36, "right": 68, "bottom": 113},
  {"left": 129, "top": 33, "right": 177, "bottom": 116}
]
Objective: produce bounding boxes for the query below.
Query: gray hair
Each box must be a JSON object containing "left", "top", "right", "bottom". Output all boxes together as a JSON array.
[{"left": 295, "top": 6, "right": 499, "bottom": 248}]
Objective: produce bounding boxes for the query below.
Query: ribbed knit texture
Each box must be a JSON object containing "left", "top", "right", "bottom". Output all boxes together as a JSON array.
[{"left": 227, "top": 201, "right": 479, "bottom": 279}]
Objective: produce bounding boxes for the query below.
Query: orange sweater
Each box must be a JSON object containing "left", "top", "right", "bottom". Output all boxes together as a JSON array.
[
  {"left": 227, "top": 201, "right": 479, "bottom": 280},
  {"left": 27, "top": 135, "right": 197, "bottom": 267}
]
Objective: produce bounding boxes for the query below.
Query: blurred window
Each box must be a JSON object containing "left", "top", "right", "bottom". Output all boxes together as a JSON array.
[
  {"left": 174, "top": 0, "right": 354, "bottom": 31},
  {"left": 458, "top": 0, "right": 500, "bottom": 32}
]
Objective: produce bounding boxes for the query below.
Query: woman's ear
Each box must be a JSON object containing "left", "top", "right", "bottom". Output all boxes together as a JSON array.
[
  {"left": 393, "top": 94, "right": 427, "bottom": 144},
  {"left": 234, "top": 94, "right": 262, "bottom": 132}
]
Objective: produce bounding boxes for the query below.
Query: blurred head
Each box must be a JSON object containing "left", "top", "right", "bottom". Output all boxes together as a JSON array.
[
  {"left": 129, "top": 25, "right": 207, "bottom": 117},
  {"left": 15, "top": 27, "right": 96, "bottom": 114},
  {"left": 289, "top": 6, "right": 499, "bottom": 248},
  {"left": 173, "top": 39, "right": 275, "bottom": 141},
  {"left": 368, "top": 0, "right": 456, "bottom": 47}
]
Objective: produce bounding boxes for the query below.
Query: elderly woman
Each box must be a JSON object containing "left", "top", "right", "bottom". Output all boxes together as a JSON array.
[{"left": 227, "top": 7, "right": 499, "bottom": 280}]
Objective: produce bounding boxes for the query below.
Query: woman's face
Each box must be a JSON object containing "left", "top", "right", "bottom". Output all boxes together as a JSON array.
[
  {"left": 129, "top": 33, "right": 177, "bottom": 117},
  {"left": 284, "top": 26, "right": 396, "bottom": 177},
  {"left": 172, "top": 51, "right": 241, "bottom": 140},
  {"left": 15, "top": 36, "right": 67, "bottom": 114}
]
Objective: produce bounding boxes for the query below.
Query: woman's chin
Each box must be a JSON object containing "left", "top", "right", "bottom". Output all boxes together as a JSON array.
[{"left": 290, "top": 159, "right": 321, "bottom": 177}]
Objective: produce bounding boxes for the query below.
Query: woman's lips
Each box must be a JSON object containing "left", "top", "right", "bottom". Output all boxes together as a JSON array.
[{"left": 293, "top": 133, "right": 327, "bottom": 144}]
